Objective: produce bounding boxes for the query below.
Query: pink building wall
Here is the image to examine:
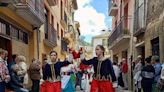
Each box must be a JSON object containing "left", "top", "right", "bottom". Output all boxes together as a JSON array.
[{"left": 111, "top": 0, "right": 134, "bottom": 32}]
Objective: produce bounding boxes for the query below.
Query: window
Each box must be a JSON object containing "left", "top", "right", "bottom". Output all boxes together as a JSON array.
[
  {"left": 0, "top": 18, "right": 28, "bottom": 44},
  {"left": 102, "top": 39, "right": 107, "bottom": 46},
  {"left": 10, "top": 26, "right": 19, "bottom": 40},
  {"left": 151, "top": 37, "right": 159, "bottom": 56},
  {"left": 57, "top": 23, "right": 59, "bottom": 39},
  {"left": 19, "top": 30, "right": 24, "bottom": 42},
  {"left": 61, "top": 29, "right": 63, "bottom": 38},
  {"left": 61, "top": 1, "right": 63, "bottom": 20},
  {"left": 23, "top": 32, "right": 28, "bottom": 44},
  {"left": 0, "top": 22, "right": 6, "bottom": 35},
  {"left": 35, "top": 0, "right": 39, "bottom": 12},
  {"left": 51, "top": 15, "right": 54, "bottom": 26}
]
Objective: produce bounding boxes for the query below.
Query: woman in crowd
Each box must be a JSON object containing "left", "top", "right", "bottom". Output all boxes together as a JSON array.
[
  {"left": 29, "top": 59, "right": 41, "bottom": 92},
  {"left": 141, "top": 56, "right": 155, "bottom": 92},
  {"left": 41, "top": 51, "right": 73, "bottom": 92},
  {"left": 80, "top": 45, "right": 116, "bottom": 92},
  {"left": 16, "top": 55, "right": 28, "bottom": 88},
  {"left": 133, "top": 56, "right": 143, "bottom": 92},
  {"left": 0, "top": 48, "right": 10, "bottom": 92},
  {"left": 10, "top": 64, "right": 28, "bottom": 92}
]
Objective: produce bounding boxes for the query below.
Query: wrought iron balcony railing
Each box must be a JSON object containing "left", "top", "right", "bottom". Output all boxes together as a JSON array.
[
  {"left": 44, "top": 23, "right": 57, "bottom": 47},
  {"left": 108, "top": 16, "right": 131, "bottom": 46}
]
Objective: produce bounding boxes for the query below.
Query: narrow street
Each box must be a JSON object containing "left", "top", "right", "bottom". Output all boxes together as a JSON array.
[{"left": 0, "top": 0, "right": 164, "bottom": 92}]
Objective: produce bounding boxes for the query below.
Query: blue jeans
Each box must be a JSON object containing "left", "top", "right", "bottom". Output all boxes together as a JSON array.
[
  {"left": 0, "top": 81, "right": 6, "bottom": 92},
  {"left": 75, "top": 72, "right": 82, "bottom": 89}
]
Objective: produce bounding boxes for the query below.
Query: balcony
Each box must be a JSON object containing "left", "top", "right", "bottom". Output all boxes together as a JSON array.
[
  {"left": 44, "top": 24, "right": 57, "bottom": 47},
  {"left": 12, "top": 0, "right": 44, "bottom": 27},
  {"left": 61, "top": 38, "right": 69, "bottom": 52},
  {"left": 108, "top": 1, "right": 118, "bottom": 16},
  {"left": 133, "top": 3, "right": 145, "bottom": 36},
  {"left": 108, "top": 16, "right": 131, "bottom": 49},
  {"left": 47, "top": 0, "right": 57, "bottom": 6},
  {"left": 60, "top": 12, "right": 67, "bottom": 29}
]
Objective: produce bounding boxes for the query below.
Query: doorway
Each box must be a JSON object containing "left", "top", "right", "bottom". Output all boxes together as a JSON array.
[
  {"left": 151, "top": 37, "right": 159, "bottom": 56},
  {"left": 0, "top": 36, "right": 12, "bottom": 62}
]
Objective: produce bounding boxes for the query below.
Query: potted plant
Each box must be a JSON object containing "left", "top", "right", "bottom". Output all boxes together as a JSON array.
[{"left": 124, "top": 28, "right": 129, "bottom": 34}]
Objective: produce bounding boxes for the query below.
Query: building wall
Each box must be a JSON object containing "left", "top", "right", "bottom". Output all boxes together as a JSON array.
[
  {"left": 39, "top": 0, "right": 78, "bottom": 61},
  {"left": 92, "top": 37, "right": 110, "bottom": 58},
  {"left": 0, "top": 7, "right": 38, "bottom": 64},
  {"left": 145, "top": 0, "right": 164, "bottom": 62},
  {"left": 12, "top": 40, "right": 30, "bottom": 65},
  {"left": 109, "top": 0, "right": 134, "bottom": 90}
]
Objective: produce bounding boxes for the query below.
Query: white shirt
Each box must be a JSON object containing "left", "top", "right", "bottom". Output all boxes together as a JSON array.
[{"left": 113, "top": 65, "right": 120, "bottom": 79}]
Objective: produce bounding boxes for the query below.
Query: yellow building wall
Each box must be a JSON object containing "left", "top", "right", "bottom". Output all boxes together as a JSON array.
[
  {"left": 0, "top": 8, "right": 33, "bottom": 32},
  {"left": 0, "top": 7, "right": 38, "bottom": 65},
  {"left": 12, "top": 40, "right": 30, "bottom": 65}
]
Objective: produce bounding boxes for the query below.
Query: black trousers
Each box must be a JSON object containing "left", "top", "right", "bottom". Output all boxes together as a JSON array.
[
  {"left": 31, "top": 79, "right": 40, "bottom": 92},
  {"left": 142, "top": 80, "right": 153, "bottom": 92}
]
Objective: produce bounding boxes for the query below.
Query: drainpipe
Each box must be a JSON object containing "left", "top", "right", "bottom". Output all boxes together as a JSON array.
[
  {"left": 37, "top": 29, "right": 40, "bottom": 59},
  {"left": 33, "top": 27, "right": 40, "bottom": 59}
]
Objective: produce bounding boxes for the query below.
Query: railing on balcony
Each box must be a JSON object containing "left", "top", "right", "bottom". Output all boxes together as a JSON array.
[
  {"left": 14, "top": 0, "right": 44, "bottom": 26},
  {"left": 108, "top": 16, "right": 131, "bottom": 46},
  {"left": 134, "top": 3, "right": 145, "bottom": 35},
  {"left": 45, "top": 23, "right": 57, "bottom": 47},
  {"left": 61, "top": 38, "right": 68, "bottom": 52}
]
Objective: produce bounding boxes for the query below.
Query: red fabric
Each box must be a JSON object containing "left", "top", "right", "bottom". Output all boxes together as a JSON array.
[
  {"left": 72, "top": 51, "right": 80, "bottom": 59},
  {"left": 90, "top": 79, "right": 115, "bottom": 92},
  {"left": 122, "top": 63, "right": 128, "bottom": 73},
  {"left": 40, "top": 81, "right": 61, "bottom": 92},
  {"left": 69, "top": 47, "right": 83, "bottom": 59},
  {"left": 79, "top": 62, "right": 89, "bottom": 70}
]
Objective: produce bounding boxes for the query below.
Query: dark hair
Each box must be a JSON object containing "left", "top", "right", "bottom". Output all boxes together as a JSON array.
[
  {"left": 97, "top": 45, "right": 105, "bottom": 56},
  {"left": 151, "top": 55, "right": 160, "bottom": 63},
  {"left": 12, "top": 54, "right": 17, "bottom": 60},
  {"left": 113, "top": 62, "right": 117, "bottom": 65},
  {"left": 32, "top": 58, "right": 36, "bottom": 62},
  {"left": 50, "top": 51, "right": 57, "bottom": 56},
  {"left": 145, "top": 56, "right": 152, "bottom": 63}
]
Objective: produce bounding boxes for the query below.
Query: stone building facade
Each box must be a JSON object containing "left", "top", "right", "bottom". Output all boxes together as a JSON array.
[{"left": 145, "top": 0, "right": 164, "bottom": 62}]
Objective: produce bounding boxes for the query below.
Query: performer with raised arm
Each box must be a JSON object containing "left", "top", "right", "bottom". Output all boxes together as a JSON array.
[
  {"left": 80, "top": 45, "right": 116, "bottom": 92},
  {"left": 41, "top": 51, "right": 73, "bottom": 92}
]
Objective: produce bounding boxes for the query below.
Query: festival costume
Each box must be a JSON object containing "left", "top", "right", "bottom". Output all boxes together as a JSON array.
[
  {"left": 61, "top": 64, "right": 76, "bottom": 92},
  {"left": 41, "top": 60, "right": 71, "bottom": 92},
  {"left": 81, "top": 57, "right": 116, "bottom": 92}
]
